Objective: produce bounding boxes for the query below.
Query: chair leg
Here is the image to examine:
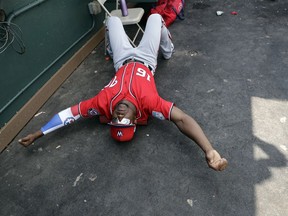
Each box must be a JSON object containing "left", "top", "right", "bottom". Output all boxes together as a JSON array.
[
  {"left": 132, "top": 27, "right": 141, "bottom": 44},
  {"left": 105, "top": 22, "right": 143, "bottom": 51},
  {"left": 138, "top": 23, "right": 144, "bottom": 34},
  {"left": 128, "top": 35, "right": 136, "bottom": 47},
  {"left": 104, "top": 33, "right": 107, "bottom": 55},
  {"left": 131, "top": 23, "right": 144, "bottom": 46}
]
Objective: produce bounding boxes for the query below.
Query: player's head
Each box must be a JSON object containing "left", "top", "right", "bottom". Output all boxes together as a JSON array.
[
  {"left": 110, "top": 101, "right": 137, "bottom": 142},
  {"left": 109, "top": 121, "right": 136, "bottom": 142}
]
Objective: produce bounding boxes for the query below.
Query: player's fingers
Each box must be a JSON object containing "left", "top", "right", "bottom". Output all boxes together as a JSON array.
[
  {"left": 217, "top": 158, "right": 228, "bottom": 171},
  {"left": 18, "top": 136, "right": 33, "bottom": 147},
  {"left": 18, "top": 139, "right": 27, "bottom": 146},
  {"left": 209, "top": 158, "right": 228, "bottom": 171}
]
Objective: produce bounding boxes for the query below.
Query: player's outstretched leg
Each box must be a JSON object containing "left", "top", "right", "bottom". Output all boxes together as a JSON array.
[
  {"left": 160, "top": 18, "right": 174, "bottom": 60},
  {"left": 106, "top": 16, "right": 134, "bottom": 71},
  {"left": 136, "top": 14, "right": 174, "bottom": 71}
]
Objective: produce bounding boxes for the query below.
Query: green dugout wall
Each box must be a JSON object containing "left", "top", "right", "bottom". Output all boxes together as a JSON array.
[{"left": 0, "top": 0, "right": 106, "bottom": 151}]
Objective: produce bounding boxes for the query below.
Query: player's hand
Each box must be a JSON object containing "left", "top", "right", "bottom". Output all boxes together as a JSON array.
[
  {"left": 18, "top": 134, "right": 36, "bottom": 147},
  {"left": 18, "top": 130, "right": 43, "bottom": 147},
  {"left": 205, "top": 149, "right": 228, "bottom": 171}
]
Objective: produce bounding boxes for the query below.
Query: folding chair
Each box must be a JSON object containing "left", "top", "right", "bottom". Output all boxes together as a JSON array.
[{"left": 97, "top": 0, "right": 145, "bottom": 54}]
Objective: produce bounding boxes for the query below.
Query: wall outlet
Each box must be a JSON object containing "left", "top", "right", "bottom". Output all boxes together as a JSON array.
[{"left": 88, "top": 1, "right": 101, "bottom": 15}]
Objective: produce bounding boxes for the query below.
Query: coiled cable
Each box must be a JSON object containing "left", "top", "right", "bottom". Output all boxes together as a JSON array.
[{"left": 0, "top": 18, "right": 26, "bottom": 54}]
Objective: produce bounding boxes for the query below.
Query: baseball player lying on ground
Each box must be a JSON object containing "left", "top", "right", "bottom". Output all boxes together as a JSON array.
[{"left": 19, "top": 14, "right": 228, "bottom": 171}]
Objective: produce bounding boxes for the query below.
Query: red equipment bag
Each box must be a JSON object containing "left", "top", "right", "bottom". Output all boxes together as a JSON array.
[{"left": 150, "top": 0, "right": 185, "bottom": 27}]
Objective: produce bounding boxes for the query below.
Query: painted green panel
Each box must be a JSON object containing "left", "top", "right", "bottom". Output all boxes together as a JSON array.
[{"left": 0, "top": 0, "right": 104, "bottom": 128}]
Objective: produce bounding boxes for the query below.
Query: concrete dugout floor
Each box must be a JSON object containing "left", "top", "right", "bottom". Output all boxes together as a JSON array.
[{"left": 1, "top": 0, "right": 288, "bottom": 215}]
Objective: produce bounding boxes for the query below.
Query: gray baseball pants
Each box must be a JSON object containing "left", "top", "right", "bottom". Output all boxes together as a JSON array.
[{"left": 105, "top": 13, "right": 174, "bottom": 74}]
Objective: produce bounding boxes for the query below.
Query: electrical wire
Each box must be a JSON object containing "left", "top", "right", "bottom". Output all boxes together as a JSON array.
[{"left": 0, "top": 21, "right": 25, "bottom": 54}]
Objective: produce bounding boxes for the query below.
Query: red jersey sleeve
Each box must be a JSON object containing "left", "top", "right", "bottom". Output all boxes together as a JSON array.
[
  {"left": 78, "top": 90, "right": 111, "bottom": 119},
  {"left": 146, "top": 95, "right": 174, "bottom": 121}
]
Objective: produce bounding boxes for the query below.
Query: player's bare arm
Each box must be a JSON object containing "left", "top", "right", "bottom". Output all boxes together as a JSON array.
[
  {"left": 18, "top": 105, "right": 81, "bottom": 147},
  {"left": 170, "top": 106, "right": 228, "bottom": 171}
]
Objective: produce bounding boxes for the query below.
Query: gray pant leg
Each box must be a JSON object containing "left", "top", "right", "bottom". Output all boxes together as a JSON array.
[
  {"left": 135, "top": 14, "right": 174, "bottom": 72},
  {"left": 106, "top": 16, "right": 134, "bottom": 71}
]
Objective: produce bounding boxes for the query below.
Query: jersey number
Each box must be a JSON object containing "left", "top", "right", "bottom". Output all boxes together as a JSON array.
[
  {"left": 105, "top": 76, "right": 118, "bottom": 88},
  {"left": 106, "top": 68, "right": 150, "bottom": 89},
  {"left": 136, "top": 68, "right": 151, "bottom": 81}
]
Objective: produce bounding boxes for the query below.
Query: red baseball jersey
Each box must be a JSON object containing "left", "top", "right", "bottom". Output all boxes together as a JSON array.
[{"left": 78, "top": 62, "right": 174, "bottom": 124}]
